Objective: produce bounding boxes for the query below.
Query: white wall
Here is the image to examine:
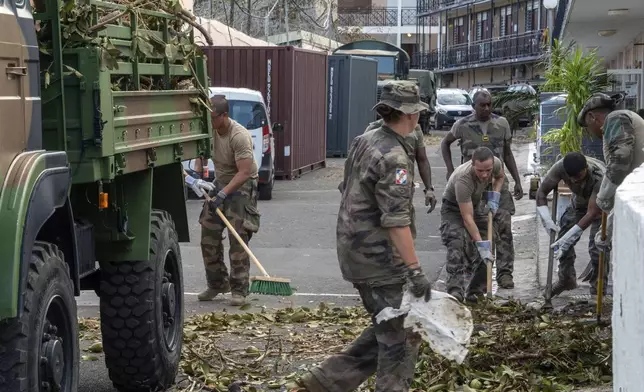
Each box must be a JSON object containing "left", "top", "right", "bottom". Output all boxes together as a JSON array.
[{"left": 613, "top": 163, "right": 644, "bottom": 391}]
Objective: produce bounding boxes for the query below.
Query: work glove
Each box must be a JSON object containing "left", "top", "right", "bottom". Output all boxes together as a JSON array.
[
  {"left": 406, "top": 267, "right": 432, "bottom": 302},
  {"left": 536, "top": 205, "right": 560, "bottom": 234},
  {"left": 208, "top": 189, "right": 227, "bottom": 211},
  {"left": 185, "top": 175, "right": 215, "bottom": 198},
  {"left": 550, "top": 224, "right": 583, "bottom": 258},
  {"left": 475, "top": 240, "right": 493, "bottom": 262},
  {"left": 594, "top": 231, "right": 612, "bottom": 253},
  {"left": 486, "top": 191, "right": 501, "bottom": 215},
  {"left": 424, "top": 188, "right": 437, "bottom": 213}
]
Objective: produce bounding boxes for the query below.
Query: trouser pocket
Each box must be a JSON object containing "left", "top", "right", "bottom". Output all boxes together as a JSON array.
[{"left": 242, "top": 204, "right": 261, "bottom": 233}]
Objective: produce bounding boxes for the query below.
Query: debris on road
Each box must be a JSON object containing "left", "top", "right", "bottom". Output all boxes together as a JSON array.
[{"left": 78, "top": 299, "right": 612, "bottom": 391}]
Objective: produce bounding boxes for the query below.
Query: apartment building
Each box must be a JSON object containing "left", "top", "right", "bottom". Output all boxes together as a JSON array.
[{"left": 413, "top": 0, "right": 568, "bottom": 89}]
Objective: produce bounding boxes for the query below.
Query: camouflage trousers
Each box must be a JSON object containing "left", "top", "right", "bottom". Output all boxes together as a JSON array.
[
  {"left": 494, "top": 181, "right": 515, "bottom": 280},
  {"left": 301, "top": 283, "right": 422, "bottom": 392},
  {"left": 198, "top": 179, "right": 261, "bottom": 297},
  {"left": 555, "top": 205, "right": 608, "bottom": 289},
  {"left": 440, "top": 202, "right": 490, "bottom": 297}
]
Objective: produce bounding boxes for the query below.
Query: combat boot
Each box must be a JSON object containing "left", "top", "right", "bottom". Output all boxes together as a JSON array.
[
  {"left": 448, "top": 290, "right": 464, "bottom": 303},
  {"left": 197, "top": 286, "right": 229, "bottom": 301},
  {"left": 549, "top": 278, "right": 578, "bottom": 297},
  {"left": 230, "top": 294, "right": 248, "bottom": 306},
  {"left": 497, "top": 275, "right": 514, "bottom": 289}
]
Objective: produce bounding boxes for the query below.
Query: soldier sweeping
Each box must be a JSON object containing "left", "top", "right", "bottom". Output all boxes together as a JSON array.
[
  {"left": 577, "top": 93, "right": 644, "bottom": 258},
  {"left": 535, "top": 152, "right": 606, "bottom": 296},
  {"left": 364, "top": 108, "right": 437, "bottom": 213},
  {"left": 440, "top": 90, "right": 522, "bottom": 289},
  {"left": 297, "top": 82, "right": 432, "bottom": 392},
  {"left": 197, "top": 95, "right": 261, "bottom": 306},
  {"left": 440, "top": 146, "right": 505, "bottom": 303}
]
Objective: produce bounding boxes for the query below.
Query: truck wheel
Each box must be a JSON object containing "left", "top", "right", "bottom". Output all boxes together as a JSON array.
[
  {"left": 99, "top": 210, "right": 184, "bottom": 392},
  {"left": 258, "top": 177, "right": 273, "bottom": 201},
  {"left": 0, "top": 242, "right": 79, "bottom": 392}
]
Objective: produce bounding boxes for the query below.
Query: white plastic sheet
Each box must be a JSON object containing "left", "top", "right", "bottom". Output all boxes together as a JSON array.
[{"left": 375, "top": 289, "right": 474, "bottom": 364}]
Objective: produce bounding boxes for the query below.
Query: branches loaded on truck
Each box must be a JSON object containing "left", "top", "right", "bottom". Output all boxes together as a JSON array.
[
  {"left": 0, "top": 0, "right": 213, "bottom": 391},
  {"left": 332, "top": 39, "right": 436, "bottom": 134}
]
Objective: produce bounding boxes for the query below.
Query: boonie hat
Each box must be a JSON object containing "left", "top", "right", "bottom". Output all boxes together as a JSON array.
[
  {"left": 577, "top": 93, "right": 624, "bottom": 127},
  {"left": 373, "top": 81, "right": 429, "bottom": 115}
]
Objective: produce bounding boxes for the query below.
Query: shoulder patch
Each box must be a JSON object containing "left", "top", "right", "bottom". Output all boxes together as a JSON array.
[{"left": 395, "top": 168, "right": 408, "bottom": 185}]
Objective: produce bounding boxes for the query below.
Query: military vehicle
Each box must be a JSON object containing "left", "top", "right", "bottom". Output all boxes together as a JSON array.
[
  {"left": 332, "top": 40, "right": 436, "bottom": 133},
  {"left": 0, "top": 0, "right": 212, "bottom": 391}
]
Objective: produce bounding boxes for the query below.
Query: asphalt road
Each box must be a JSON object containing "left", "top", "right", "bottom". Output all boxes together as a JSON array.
[{"left": 77, "top": 133, "right": 528, "bottom": 391}]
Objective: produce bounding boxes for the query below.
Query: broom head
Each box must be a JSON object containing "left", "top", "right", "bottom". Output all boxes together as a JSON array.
[{"left": 249, "top": 276, "right": 293, "bottom": 296}]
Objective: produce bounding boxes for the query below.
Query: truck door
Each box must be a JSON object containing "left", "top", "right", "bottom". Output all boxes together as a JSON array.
[{"left": 0, "top": 0, "right": 40, "bottom": 182}]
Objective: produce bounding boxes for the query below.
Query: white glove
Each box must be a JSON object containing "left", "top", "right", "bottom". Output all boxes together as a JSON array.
[
  {"left": 185, "top": 175, "right": 215, "bottom": 198},
  {"left": 550, "top": 224, "right": 583, "bottom": 259},
  {"left": 594, "top": 230, "right": 611, "bottom": 252},
  {"left": 537, "top": 205, "right": 560, "bottom": 234}
]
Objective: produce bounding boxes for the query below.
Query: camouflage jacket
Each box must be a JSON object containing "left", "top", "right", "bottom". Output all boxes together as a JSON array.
[
  {"left": 337, "top": 125, "right": 416, "bottom": 285},
  {"left": 365, "top": 119, "right": 424, "bottom": 157},
  {"left": 543, "top": 156, "right": 605, "bottom": 209},
  {"left": 597, "top": 110, "right": 644, "bottom": 211},
  {"left": 449, "top": 113, "right": 512, "bottom": 164}
]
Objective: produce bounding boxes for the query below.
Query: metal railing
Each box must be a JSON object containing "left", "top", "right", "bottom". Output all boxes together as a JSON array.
[
  {"left": 411, "top": 30, "right": 547, "bottom": 70},
  {"left": 336, "top": 7, "right": 420, "bottom": 27},
  {"left": 417, "top": 0, "right": 478, "bottom": 14}
]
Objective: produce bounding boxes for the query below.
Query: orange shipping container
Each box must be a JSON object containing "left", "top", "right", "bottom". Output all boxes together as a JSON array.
[{"left": 202, "top": 46, "right": 328, "bottom": 180}]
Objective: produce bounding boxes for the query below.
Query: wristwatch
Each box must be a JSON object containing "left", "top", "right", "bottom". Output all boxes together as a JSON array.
[{"left": 423, "top": 186, "right": 435, "bottom": 193}]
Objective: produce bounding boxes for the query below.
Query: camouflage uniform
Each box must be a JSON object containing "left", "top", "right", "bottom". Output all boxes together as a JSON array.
[
  {"left": 440, "top": 156, "right": 503, "bottom": 299},
  {"left": 198, "top": 119, "right": 261, "bottom": 298},
  {"left": 301, "top": 83, "right": 429, "bottom": 392},
  {"left": 578, "top": 95, "right": 644, "bottom": 246},
  {"left": 542, "top": 157, "right": 606, "bottom": 292},
  {"left": 365, "top": 119, "right": 424, "bottom": 154},
  {"left": 448, "top": 114, "right": 515, "bottom": 284}
]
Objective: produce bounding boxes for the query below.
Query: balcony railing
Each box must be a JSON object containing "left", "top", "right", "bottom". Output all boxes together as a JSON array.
[
  {"left": 336, "top": 7, "right": 420, "bottom": 27},
  {"left": 417, "top": 0, "right": 479, "bottom": 15},
  {"left": 411, "top": 30, "right": 546, "bottom": 70}
]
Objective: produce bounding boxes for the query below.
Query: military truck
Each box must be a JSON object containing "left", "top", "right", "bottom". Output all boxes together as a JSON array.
[
  {"left": 0, "top": 0, "right": 212, "bottom": 391},
  {"left": 332, "top": 40, "right": 436, "bottom": 133}
]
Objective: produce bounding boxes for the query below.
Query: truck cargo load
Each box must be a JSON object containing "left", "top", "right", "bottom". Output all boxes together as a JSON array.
[
  {"left": 202, "top": 46, "right": 328, "bottom": 180},
  {"left": 326, "top": 55, "right": 378, "bottom": 157}
]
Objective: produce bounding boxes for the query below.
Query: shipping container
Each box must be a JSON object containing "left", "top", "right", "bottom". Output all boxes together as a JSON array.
[
  {"left": 326, "top": 55, "right": 378, "bottom": 157},
  {"left": 202, "top": 46, "right": 328, "bottom": 180}
]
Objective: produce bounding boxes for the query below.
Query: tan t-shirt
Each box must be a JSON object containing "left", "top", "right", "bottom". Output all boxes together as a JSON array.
[
  {"left": 212, "top": 119, "right": 259, "bottom": 185},
  {"left": 443, "top": 156, "right": 503, "bottom": 206}
]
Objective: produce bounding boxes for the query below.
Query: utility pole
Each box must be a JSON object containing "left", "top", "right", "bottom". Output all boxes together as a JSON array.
[{"left": 396, "top": 0, "right": 402, "bottom": 47}]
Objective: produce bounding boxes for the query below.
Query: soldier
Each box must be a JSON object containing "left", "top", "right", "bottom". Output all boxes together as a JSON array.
[
  {"left": 577, "top": 93, "right": 644, "bottom": 255},
  {"left": 440, "top": 146, "right": 505, "bottom": 303},
  {"left": 197, "top": 95, "right": 261, "bottom": 306},
  {"left": 535, "top": 152, "right": 606, "bottom": 296},
  {"left": 297, "top": 82, "right": 432, "bottom": 392},
  {"left": 440, "top": 90, "right": 523, "bottom": 289},
  {"left": 365, "top": 114, "right": 437, "bottom": 213}
]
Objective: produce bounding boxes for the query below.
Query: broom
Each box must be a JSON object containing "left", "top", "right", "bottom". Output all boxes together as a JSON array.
[{"left": 204, "top": 194, "right": 293, "bottom": 296}]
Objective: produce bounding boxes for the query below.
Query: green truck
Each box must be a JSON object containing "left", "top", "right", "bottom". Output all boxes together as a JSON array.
[
  {"left": 332, "top": 40, "right": 436, "bottom": 133},
  {"left": 0, "top": 0, "right": 212, "bottom": 391}
]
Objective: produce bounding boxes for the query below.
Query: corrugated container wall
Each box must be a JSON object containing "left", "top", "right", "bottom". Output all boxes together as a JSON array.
[
  {"left": 202, "top": 46, "right": 328, "bottom": 179},
  {"left": 326, "top": 55, "right": 378, "bottom": 157}
]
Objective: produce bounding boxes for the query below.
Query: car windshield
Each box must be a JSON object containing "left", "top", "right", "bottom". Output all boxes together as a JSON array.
[
  {"left": 437, "top": 93, "right": 472, "bottom": 105},
  {"left": 228, "top": 100, "right": 268, "bottom": 129}
]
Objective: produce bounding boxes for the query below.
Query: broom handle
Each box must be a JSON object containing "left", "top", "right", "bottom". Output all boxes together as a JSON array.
[
  {"left": 203, "top": 194, "right": 270, "bottom": 277},
  {"left": 487, "top": 210, "right": 493, "bottom": 298},
  {"left": 596, "top": 211, "right": 608, "bottom": 323}
]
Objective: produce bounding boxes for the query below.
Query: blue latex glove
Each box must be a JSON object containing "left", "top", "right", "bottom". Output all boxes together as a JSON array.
[
  {"left": 487, "top": 191, "right": 501, "bottom": 215},
  {"left": 475, "top": 240, "right": 492, "bottom": 262}
]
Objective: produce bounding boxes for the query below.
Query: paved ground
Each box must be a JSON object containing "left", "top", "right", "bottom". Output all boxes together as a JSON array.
[{"left": 78, "top": 129, "right": 543, "bottom": 391}]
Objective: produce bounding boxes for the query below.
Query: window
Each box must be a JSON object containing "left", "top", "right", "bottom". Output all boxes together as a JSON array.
[
  {"left": 499, "top": 6, "right": 512, "bottom": 36},
  {"left": 475, "top": 11, "right": 490, "bottom": 41},
  {"left": 452, "top": 16, "right": 465, "bottom": 44},
  {"left": 437, "top": 93, "right": 472, "bottom": 105},
  {"left": 228, "top": 100, "right": 268, "bottom": 130},
  {"left": 526, "top": 0, "right": 539, "bottom": 31}
]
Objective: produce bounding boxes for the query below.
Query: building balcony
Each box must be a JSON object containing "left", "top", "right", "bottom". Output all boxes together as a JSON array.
[
  {"left": 417, "top": 0, "right": 483, "bottom": 16},
  {"left": 337, "top": 7, "right": 430, "bottom": 28},
  {"left": 411, "top": 30, "right": 546, "bottom": 71}
]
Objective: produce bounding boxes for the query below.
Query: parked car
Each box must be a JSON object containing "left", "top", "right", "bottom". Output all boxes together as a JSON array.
[
  {"left": 501, "top": 83, "right": 538, "bottom": 128},
  {"left": 184, "top": 87, "right": 281, "bottom": 200},
  {"left": 468, "top": 84, "right": 507, "bottom": 115},
  {"left": 432, "top": 88, "right": 474, "bottom": 129}
]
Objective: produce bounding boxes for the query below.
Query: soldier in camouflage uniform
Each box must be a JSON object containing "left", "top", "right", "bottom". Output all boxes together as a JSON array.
[
  {"left": 535, "top": 152, "right": 606, "bottom": 296},
  {"left": 440, "top": 90, "right": 523, "bottom": 289},
  {"left": 364, "top": 116, "right": 437, "bottom": 213},
  {"left": 197, "top": 95, "right": 261, "bottom": 306},
  {"left": 298, "top": 82, "right": 432, "bottom": 392},
  {"left": 440, "top": 147, "right": 506, "bottom": 303},
  {"left": 578, "top": 93, "right": 644, "bottom": 256}
]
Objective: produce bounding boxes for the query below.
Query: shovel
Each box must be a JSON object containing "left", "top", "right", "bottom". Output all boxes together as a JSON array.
[
  {"left": 486, "top": 210, "right": 494, "bottom": 299},
  {"left": 595, "top": 211, "right": 608, "bottom": 323},
  {"left": 543, "top": 188, "right": 559, "bottom": 310}
]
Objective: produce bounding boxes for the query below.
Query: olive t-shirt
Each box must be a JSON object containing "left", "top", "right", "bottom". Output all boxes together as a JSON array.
[
  {"left": 212, "top": 119, "right": 259, "bottom": 185},
  {"left": 443, "top": 156, "right": 503, "bottom": 206}
]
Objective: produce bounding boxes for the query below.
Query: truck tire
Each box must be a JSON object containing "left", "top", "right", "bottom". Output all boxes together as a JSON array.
[
  {"left": 99, "top": 210, "right": 184, "bottom": 392},
  {"left": 0, "top": 242, "right": 80, "bottom": 392},
  {"left": 258, "top": 177, "right": 273, "bottom": 201}
]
